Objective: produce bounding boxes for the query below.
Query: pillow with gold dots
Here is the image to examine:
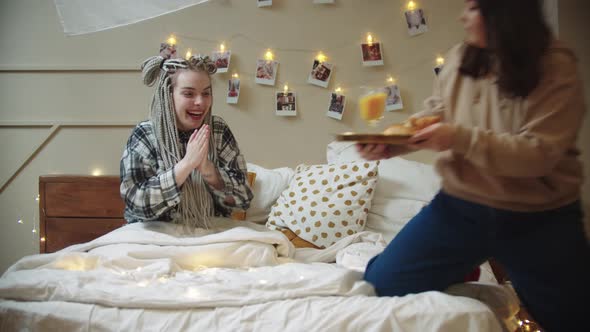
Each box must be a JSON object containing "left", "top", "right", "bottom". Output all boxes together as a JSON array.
[{"left": 266, "top": 161, "right": 379, "bottom": 248}]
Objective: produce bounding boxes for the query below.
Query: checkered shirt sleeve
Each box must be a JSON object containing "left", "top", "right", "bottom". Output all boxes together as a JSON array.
[
  {"left": 208, "top": 116, "right": 254, "bottom": 216},
  {"left": 120, "top": 121, "right": 181, "bottom": 222}
]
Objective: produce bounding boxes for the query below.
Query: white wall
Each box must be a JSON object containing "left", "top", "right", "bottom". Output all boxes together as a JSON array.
[{"left": 1, "top": 0, "right": 588, "bottom": 272}]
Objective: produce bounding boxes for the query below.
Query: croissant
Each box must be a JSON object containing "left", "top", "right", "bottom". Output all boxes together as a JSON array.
[{"left": 383, "top": 115, "right": 441, "bottom": 136}]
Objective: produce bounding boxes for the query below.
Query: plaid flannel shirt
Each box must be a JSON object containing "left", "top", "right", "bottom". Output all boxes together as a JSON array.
[{"left": 120, "top": 116, "right": 253, "bottom": 223}]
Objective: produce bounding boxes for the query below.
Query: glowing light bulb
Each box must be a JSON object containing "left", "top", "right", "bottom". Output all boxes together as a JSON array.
[
  {"left": 32, "top": 229, "right": 37, "bottom": 233},
  {"left": 40, "top": 237, "right": 46, "bottom": 242},
  {"left": 264, "top": 50, "right": 274, "bottom": 61},
  {"left": 436, "top": 56, "right": 445, "bottom": 66},
  {"left": 387, "top": 76, "right": 396, "bottom": 83},
  {"left": 367, "top": 34, "right": 374, "bottom": 46},
  {"left": 335, "top": 87, "right": 342, "bottom": 93},
  {"left": 91, "top": 169, "right": 102, "bottom": 176},
  {"left": 232, "top": 73, "right": 239, "bottom": 78},
  {"left": 220, "top": 43, "right": 225, "bottom": 52},
  {"left": 167, "top": 35, "right": 177, "bottom": 46},
  {"left": 17, "top": 219, "right": 23, "bottom": 224},
  {"left": 407, "top": 1, "right": 417, "bottom": 11},
  {"left": 316, "top": 52, "right": 327, "bottom": 63},
  {"left": 283, "top": 84, "right": 289, "bottom": 93},
  {"left": 35, "top": 195, "right": 40, "bottom": 202},
  {"left": 185, "top": 49, "right": 192, "bottom": 60}
]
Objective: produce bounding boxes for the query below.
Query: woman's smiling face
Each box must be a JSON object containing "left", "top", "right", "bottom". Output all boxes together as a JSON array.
[{"left": 172, "top": 70, "right": 212, "bottom": 131}]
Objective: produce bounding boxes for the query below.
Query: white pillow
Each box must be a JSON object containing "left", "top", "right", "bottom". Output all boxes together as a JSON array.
[
  {"left": 267, "top": 161, "right": 379, "bottom": 248},
  {"left": 246, "top": 163, "right": 295, "bottom": 223},
  {"left": 366, "top": 197, "right": 427, "bottom": 243},
  {"left": 326, "top": 141, "right": 440, "bottom": 202},
  {"left": 326, "top": 141, "right": 357, "bottom": 164}
]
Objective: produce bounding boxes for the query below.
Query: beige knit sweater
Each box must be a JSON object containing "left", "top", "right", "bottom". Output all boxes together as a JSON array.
[{"left": 433, "top": 40, "right": 586, "bottom": 212}]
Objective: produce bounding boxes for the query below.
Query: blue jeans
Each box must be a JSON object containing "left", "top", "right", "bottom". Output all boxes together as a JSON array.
[{"left": 364, "top": 191, "right": 590, "bottom": 332}]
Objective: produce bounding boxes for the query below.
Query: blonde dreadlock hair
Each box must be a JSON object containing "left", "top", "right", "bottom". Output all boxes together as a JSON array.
[{"left": 141, "top": 55, "right": 218, "bottom": 229}]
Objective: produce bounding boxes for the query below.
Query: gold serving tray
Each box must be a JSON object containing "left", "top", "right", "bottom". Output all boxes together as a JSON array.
[{"left": 335, "top": 132, "right": 411, "bottom": 145}]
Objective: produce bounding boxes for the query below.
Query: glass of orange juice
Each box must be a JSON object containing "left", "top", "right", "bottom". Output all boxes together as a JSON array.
[{"left": 359, "top": 89, "right": 387, "bottom": 127}]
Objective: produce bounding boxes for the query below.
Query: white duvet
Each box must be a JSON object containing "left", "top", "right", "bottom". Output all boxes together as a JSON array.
[{"left": 0, "top": 219, "right": 518, "bottom": 331}]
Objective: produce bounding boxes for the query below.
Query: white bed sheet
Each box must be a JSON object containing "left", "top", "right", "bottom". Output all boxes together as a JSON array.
[
  {"left": 0, "top": 220, "right": 519, "bottom": 331},
  {"left": 1, "top": 292, "right": 505, "bottom": 332}
]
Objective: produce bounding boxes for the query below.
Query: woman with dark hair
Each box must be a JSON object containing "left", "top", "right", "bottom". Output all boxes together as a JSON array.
[{"left": 359, "top": 0, "right": 588, "bottom": 330}]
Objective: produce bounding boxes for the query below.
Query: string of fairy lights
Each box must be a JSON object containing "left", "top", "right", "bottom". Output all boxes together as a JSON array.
[
  {"left": 177, "top": 33, "right": 447, "bottom": 89},
  {"left": 164, "top": 0, "right": 447, "bottom": 97}
]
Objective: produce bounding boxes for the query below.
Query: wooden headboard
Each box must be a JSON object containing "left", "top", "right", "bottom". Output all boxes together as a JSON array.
[
  {"left": 39, "top": 175, "right": 126, "bottom": 253},
  {"left": 38, "top": 172, "right": 257, "bottom": 253}
]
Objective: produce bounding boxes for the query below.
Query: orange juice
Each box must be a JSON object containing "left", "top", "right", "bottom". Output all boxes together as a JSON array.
[{"left": 359, "top": 91, "right": 387, "bottom": 122}]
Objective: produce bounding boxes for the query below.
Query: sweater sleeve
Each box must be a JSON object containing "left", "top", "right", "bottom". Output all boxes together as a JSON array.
[{"left": 452, "top": 50, "right": 586, "bottom": 177}]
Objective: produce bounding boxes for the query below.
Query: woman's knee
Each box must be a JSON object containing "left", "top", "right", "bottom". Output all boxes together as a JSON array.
[{"left": 363, "top": 254, "right": 414, "bottom": 297}]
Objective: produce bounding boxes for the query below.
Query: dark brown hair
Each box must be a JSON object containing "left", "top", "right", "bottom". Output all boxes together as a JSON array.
[{"left": 459, "top": 0, "right": 552, "bottom": 98}]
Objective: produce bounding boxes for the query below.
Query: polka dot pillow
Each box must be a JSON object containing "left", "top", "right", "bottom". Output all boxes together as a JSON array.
[{"left": 266, "top": 161, "right": 379, "bottom": 248}]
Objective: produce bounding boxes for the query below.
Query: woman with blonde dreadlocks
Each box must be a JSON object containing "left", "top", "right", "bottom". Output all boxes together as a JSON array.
[{"left": 120, "top": 55, "right": 253, "bottom": 229}]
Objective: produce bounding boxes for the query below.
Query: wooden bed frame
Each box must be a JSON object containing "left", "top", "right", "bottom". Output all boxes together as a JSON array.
[
  {"left": 30, "top": 174, "right": 535, "bottom": 331},
  {"left": 37, "top": 174, "right": 509, "bottom": 283},
  {"left": 38, "top": 173, "right": 256, "bottom": 253},
  {"left": 39, "top": 175, "right": 126, "bottom": 253},
  {"left": 36, "top": 174, "right": 530, "bottom": 329}
]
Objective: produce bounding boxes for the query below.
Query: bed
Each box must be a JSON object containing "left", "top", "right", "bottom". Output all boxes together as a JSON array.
[{"left": 0, "top": 142, "right": 521, "bottom": 331}]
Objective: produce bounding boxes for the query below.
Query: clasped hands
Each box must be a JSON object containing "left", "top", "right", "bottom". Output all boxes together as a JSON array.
[{"left": 184, "top": 124, "right": 212, "bottom": 172}]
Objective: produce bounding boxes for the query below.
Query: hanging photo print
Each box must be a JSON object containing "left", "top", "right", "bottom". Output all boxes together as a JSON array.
[
  {"left": 227, "top": 77, "right": 240, "bottom": 104},
  {"left": 276, "top": 91, "right": 297, "bottom": 116},
  {"left": 326, "top": 92, "right": 346, "bottom": 120},
  {"left": 384, "top": 84, "right": 403, "bottom": 111},
  {"left": 308, "top": 60, "right": 334, "bottom": 88},
  {"left": 212, "top": 50, "right": 231, "bottom": 73},
  {"left": 255, "top": 59, "right": 279, "bottom": 86},
  {"left": 360, "top": 42, "right": 384, "bottom": 66},
  {"left": 159, "top": 42, "right": 177, "bottom": 59},
  {"left": 313, "top": 0, "right": 335, "bottom": 4},
  {"left": 434, "top": 56, "right": 444, "bottom": 76},
  {"left": 258, "top": 0, "right": 272, "bottom": 7},
  {"left": 405, "top": 8, "right": 428, "bottom": 36},
  {"left": 434, "top": 64, "right": 444, "bottom": 76}
]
